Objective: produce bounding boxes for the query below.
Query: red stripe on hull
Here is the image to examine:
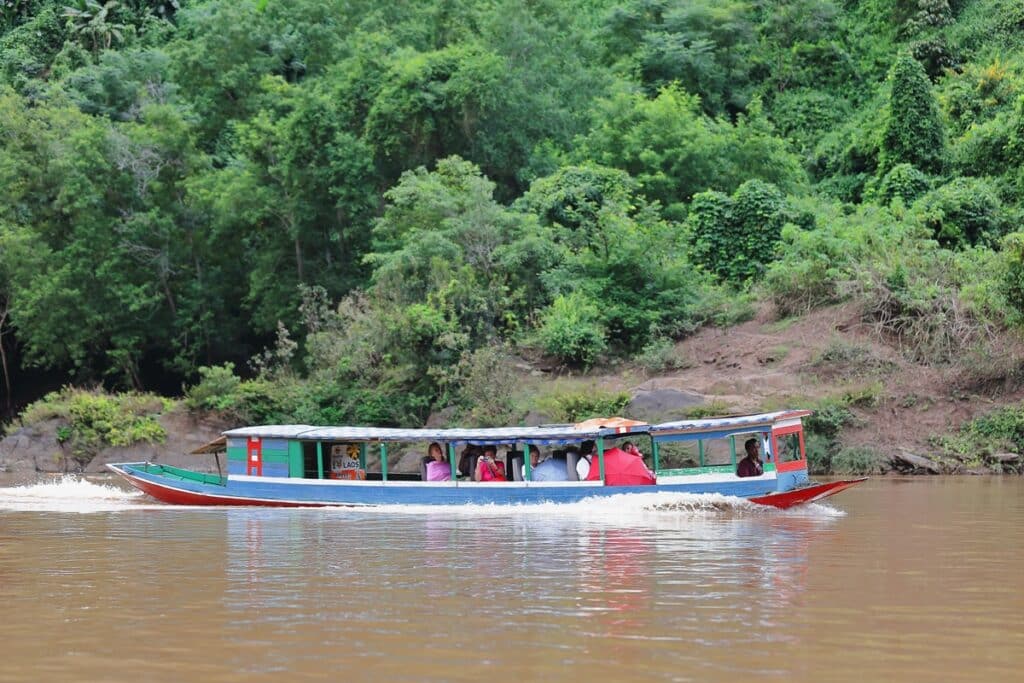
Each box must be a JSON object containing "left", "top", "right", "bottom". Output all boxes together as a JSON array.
[
  {"left": 749, "top": 478, "right": 867, "bottom": 509},
  {"left": 122, "top": 473, "right": 336, "bottom": 507}
]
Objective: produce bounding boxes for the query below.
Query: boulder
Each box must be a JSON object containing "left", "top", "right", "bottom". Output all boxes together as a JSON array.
[{"left": 627, "top": 389, "right": 704, "bottom": 423}]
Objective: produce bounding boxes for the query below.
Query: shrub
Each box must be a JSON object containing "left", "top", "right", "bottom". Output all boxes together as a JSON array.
[
  {"left": 803, "top": 431, "right": 833, "bottom": 475},
  {"left": 448, "top": 344, "right": 522, "bottom": 427},
  {"left": 636, "top": 337, "right": 691, "bottom": 372},
  {"left": 937, "top": 403, "right": 1024, "bottom": 457},
  {"left": 911, "top": 177, "right": 1009, "bottom": 249},
  {"left": 185, "top": 363, "right": 243, "bottom": 412},
  {"left": 873, "top": 163, "right": 930, "bottom": 205},
  {"left": 805, "top": 401, "right": 855, "bottom": 440},
  {"left": 20, "top": 387, "right": 168, "bottom": 466},
  {"left": 810, "top": 340, "right": 896, "bottom": 378},
  {"left": 1003, "top": 232, "right": 1024, "bottom": 323},
  {"left": 536, "top": 292, "right": 607, "bottom": 367},
  {"left": 542, "top": 390, "right": 631, "bottom": 423},
  {"left": 831, "top": 446, "right": 883, "bottom": 474},
  {"left": 689, "top": 179, "right": 790, "bottom": 285}
]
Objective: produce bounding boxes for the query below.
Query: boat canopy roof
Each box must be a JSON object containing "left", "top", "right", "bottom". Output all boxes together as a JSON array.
[
  {"left": 223, "top": 411, "right": 809, "bottom": 445},
  {"left": 649, "top": 410, "right": 812, "bottom": 442},
  {"left": 222, "top": 421, "right": 649, "bottom": 446}
]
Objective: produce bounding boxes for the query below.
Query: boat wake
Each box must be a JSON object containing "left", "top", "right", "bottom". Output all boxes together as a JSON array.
[
  {"left": 0, "top": 476, "right": 165, "bottom": 513},
  {"left": 333, "top": 492, "right": 846, "bottom": 520}
]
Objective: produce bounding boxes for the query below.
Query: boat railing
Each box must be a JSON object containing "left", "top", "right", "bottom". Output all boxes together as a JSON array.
[{"left": 140, "top": 462, "right": 228, "bottom": 487}]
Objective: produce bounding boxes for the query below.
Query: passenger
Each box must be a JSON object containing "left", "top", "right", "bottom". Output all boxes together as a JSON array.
[
  {"left": 475, "top": 446, "right": 507, "bottom": 482},
  {"left": 521, "top": 445, "right": 543, "bottom": 479},
  {"left": 621, "top": 441, "right": 655, "bottom": 479},
  {"left": 576, "top": 440, "right": 596, "bottom": 480},
  {"left": 529, "top": 445, "right": 542, "bottom": 468},
  {"left": 425, "top": 442, "right": 451, "bottom": 482},
  {"left": 458, "top": 445, "right": 482, "bottom": 478},
  {"left": 622, "top": 441, "right": 644, "bottom": 459},
  {"left": 530, "top": 450, "right": 570, "bottom": 481},
  {"left": 737, "top": 438, "right": 764, "bottom": 478}
]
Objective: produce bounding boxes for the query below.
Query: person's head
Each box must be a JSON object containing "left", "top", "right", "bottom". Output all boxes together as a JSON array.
[
  {"left": 529, "top": 445, "right": 541, "bottom": 466},
  {"left": 581, "top": 440, "right": 596, "bottom": 456},
  {"left": 483, "top": 445, "right": 497, "bottom": 460},
  {"left": 428, "top": 442, "right": 445, "bottom": 462},
  {"left": 744, "top": 438, "right": 760, "bottom": 458}
]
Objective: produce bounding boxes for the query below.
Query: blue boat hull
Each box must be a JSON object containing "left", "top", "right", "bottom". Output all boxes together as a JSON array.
[{"left": 108, "top": 462, "right": 810, "bottom": 507}]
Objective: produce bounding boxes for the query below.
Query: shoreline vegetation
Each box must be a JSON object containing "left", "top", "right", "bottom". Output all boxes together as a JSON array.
[{"left": 1, "top": 2, "right": 1024, "bottom": 475}]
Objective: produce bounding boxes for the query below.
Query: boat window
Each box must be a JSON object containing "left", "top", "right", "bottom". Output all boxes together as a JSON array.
[{"left": 777, "top": 432, "right": 804, "bottom": 463}]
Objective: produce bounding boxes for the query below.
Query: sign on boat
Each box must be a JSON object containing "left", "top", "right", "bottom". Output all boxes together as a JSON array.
[{"left": 107, "top": 410, "right": 865, "bottom": 508}]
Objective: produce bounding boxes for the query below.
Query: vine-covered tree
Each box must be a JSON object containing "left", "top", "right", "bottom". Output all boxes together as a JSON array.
[{"left": 881, "top": 52, "right": 946, "bottom": 174}]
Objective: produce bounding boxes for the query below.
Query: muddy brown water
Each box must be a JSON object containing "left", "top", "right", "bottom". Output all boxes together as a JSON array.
[{"left": 0, "top": 476, "right": 1021, "bottom": 682}]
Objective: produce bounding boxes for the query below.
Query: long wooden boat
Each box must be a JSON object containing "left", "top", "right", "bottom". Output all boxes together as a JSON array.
[{"left": 107, "top": 410, "right": 865, "bottom": 509}]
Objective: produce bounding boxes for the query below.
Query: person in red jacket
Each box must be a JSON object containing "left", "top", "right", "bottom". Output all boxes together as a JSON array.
[
  {"left": 475, "top": 446, "right": 506, "bottom": 482},
  {"left": 585, "top": 445, "right": 656, "bottom": 486}
]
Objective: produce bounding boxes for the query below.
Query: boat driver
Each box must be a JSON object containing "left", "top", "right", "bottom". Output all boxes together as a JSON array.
[{"left": 736, "top": 438, "right": 764, "bottom": 478}]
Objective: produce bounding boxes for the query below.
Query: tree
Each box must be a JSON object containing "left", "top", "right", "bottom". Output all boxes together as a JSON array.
[
  {"left": 881, "top": 52, "right": 946, "bottom": 174},
  {"left": 63, "top": 0, "right": 126, "bottom": 54},
  {"left": 689, "top": 180, "right": 792, "bottom": 284},
  {"left": 577, "top": 86, "right": 805, "bottom": 212}
]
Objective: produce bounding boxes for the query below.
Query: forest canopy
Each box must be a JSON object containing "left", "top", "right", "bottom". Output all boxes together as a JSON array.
[{"left": 2, "top": 0, "right": 1024, "bottom": 425}]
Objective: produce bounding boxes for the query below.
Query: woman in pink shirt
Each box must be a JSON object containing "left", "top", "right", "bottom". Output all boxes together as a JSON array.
[{"left": 425, "top": 442, "right": 451, "bottom": 481}]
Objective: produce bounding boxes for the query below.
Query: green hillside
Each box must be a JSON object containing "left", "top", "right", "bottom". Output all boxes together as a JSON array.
[{"left": 1, "top": 0, "right": 1023, "bottom": 429}]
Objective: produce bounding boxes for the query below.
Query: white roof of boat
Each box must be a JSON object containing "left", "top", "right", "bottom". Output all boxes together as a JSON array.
[
  {"left": 223, "top": 422, "right": 649, "bottom": 445},
  {"left": 223, "top": 410, "right": 810, "bottom": 444},
  {"left": 649, "top": 410, "right": 812, "bottom": 436}
]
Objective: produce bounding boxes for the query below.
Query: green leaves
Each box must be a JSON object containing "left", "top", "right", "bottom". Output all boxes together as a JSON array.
[
  {"left": 689, "top": 180, "right": 791, "bottom": 285},
  {"left": 881, "top": 52, "right": 947, "bottom": 174}
]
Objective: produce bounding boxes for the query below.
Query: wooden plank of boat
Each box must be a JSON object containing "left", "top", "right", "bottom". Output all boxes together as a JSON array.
[{"left": 748, "top": 478, "right": 867, "bottom": 509}]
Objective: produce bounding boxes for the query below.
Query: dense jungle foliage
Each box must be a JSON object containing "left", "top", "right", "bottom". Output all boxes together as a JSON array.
[{"left": 2, "top": 0, "right": 1024, "bottom": 427}]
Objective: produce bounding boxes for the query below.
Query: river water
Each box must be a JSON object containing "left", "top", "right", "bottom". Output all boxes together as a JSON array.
[{"left": 0, "top": 476, "right": 1021, "bottom": 682}]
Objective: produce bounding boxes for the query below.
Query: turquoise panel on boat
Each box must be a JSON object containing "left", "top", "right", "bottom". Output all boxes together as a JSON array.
[
  {"left": 288, "top": 441, "right": 304, "bottom": 478},
  {"left": 227, "top": 447, "right": 246, "bottom": 461}
]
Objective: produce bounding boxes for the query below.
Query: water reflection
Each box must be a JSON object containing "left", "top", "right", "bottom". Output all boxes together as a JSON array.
[{"left": 218, "top": 505, "right": 834, "bottom": 664}]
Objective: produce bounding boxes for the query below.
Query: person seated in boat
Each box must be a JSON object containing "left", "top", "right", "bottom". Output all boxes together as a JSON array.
[
  {"left": 575, "top": 441, "right": 595, "bottom": 480},
  {"left": 530, "top": 449, "right": 570, "bottom": 481},
  {"left": 475, "top": 445, "right": 507, "bottom": 482},
  {"left": 458, "top": 445, "right": 482, "bottom": 478},
  {"left": 520, "top": 445, "right": 544, "bottom": 479},
  {"left": 424, "top": 442, "right": 451, "bottom": 482},
  {"left": 622, "top": 441, "right": 655, "bottom": 479},
  {"left": 584, "top": 443, "right": 657, "bottom": 486},
  {"left": 737, "top": 438, "right": 764, "bottom": 478}
]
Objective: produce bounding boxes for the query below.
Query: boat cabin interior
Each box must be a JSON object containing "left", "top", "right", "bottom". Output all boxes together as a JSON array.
[{"left": 221, "top": 411, "right": 810, "bottom": 483}]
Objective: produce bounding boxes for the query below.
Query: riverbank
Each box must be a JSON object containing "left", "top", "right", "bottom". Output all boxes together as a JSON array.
[{"left": 2, "top": 304, "right": 1022, "bottom": 477}]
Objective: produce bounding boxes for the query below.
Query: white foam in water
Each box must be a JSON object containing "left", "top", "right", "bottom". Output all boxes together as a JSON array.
[
  {"left": 329, "top": 491, "right": 846, "bottom": 521},
  {"left": 0, "top": 476, "right": 167, "bottom": 513}
]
